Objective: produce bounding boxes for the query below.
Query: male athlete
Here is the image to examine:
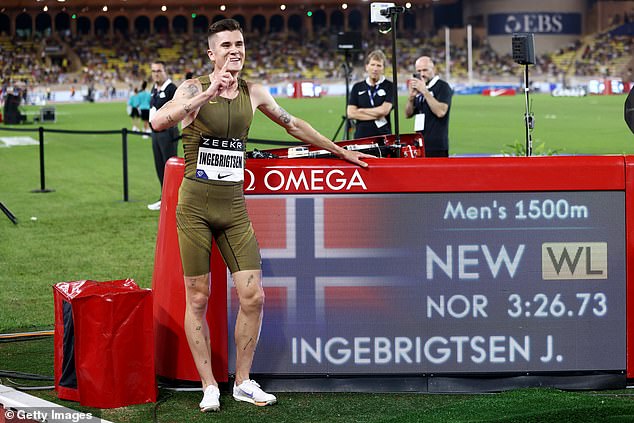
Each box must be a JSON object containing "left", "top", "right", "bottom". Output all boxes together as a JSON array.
[{"left": 150, "top": 19, "right": 373, "bottom": 412}]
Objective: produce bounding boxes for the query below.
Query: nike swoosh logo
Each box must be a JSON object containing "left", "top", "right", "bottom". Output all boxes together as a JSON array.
[
  {"left": 241, "top": 389, "right": 254, "bottom": 398},
  {"left": 218, "top": 173, "right": 232, "bottom": 179},
  {"left": 208, "top": 101, "right": 218, "bottom": 104},
  {"left": 358, "top": 91, "right": 366, "bottom": 95},
  {"left": 489, "top": 89, "right": 507, "bottom": 97}
]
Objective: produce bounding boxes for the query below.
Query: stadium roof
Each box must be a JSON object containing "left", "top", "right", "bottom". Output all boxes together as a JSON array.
[{"left": 2, "top": 0, "right": 456, "bottom": 9}]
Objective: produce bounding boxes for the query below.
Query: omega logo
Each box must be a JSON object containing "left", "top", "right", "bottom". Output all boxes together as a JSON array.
[{"left": 244, "top": 168, "right": 367, "bottom": 192}]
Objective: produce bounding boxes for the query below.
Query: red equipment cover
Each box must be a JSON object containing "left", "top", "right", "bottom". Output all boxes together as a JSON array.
[{"left": 53, "top": 279, "right": 156, "bottom": 408}]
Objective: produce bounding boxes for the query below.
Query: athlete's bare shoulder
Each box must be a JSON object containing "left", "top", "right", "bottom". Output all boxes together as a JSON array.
[
  {"left": 246, "top": 80, "right": 263, "bottom": 93},
  {"left": 246, "top": 81, "right": 270, "bottom": 108}
]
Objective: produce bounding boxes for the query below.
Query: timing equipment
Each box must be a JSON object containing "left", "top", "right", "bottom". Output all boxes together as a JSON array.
[
  {"left": 249, "top": 134, "right": 425, "bottom": 160},
  {"left": 248, "top": 149, "right": 279, "bottom": 159}
]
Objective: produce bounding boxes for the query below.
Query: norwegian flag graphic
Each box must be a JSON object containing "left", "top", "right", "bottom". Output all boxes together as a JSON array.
[{"left": 227, "top": 195, "right": 414, "bottom": 373}]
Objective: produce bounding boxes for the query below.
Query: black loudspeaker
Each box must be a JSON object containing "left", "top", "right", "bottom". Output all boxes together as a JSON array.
[
  {"left": 512, "top": 32, "right": 535, "bottom": 65},
  {"left": 625, "top": 89, "right": 634, "bottom": 134},
  {"left": 336, "top": 32, "right": 362, "bottom": 51}
]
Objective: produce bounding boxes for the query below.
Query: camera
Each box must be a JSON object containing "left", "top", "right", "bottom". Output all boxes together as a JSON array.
[
  {"left": 412, "top": 72, "right": 421, "bottom": 80},
  {"left": 370, "top": 2, "right": 395, "bottom": 23}
]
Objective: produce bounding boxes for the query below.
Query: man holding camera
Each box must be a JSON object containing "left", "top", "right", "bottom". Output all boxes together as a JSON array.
[{"left": 405, "top": 56, "right": 453, "bottom": 157}]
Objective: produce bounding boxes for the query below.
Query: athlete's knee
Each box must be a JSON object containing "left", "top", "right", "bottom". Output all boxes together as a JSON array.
[
  {"left": 233, "top": 270, "right": 264, "bottom": 312},
  {"left": 187, "top": 291, "right": 210, "bottom": 314},
  {"left": 184, "top": 275, "right": 210, "bottom": 314},
  {"left": 240, "top": 287, "right": 264, "bottom": 313}
]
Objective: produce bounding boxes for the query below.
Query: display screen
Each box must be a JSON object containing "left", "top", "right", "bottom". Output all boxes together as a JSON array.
[{"left": 228, "top": 191, "right": 626, "bottom": 374}]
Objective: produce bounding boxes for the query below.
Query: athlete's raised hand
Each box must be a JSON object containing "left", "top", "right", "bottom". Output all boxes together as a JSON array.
[{"left": 207, "top": 59, "right": 235, "bottom": 99}]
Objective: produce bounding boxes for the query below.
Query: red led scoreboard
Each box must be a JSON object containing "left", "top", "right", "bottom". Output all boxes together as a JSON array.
[{"left": 153, "top": 151, "right": 634, "bottom": 391}]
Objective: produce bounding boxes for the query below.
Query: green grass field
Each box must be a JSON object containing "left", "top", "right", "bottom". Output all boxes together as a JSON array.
[
  {"left": 256, "top": 94, "right": 633, "bottom": 155},
  {"left": 1, "top": 94, "right": 634, "bottom": 422}
]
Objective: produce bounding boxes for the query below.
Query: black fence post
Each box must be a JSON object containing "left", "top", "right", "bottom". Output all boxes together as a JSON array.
[
  {"left": 31, "top": 126, "right": 54, "bottom": 193},
  {"left": 122, "top": 128, "right": 129, "bottom": 202}
]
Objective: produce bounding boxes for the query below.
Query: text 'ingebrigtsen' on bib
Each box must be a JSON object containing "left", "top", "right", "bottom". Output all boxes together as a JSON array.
[{"left": 195, "top": 134, "right": 246, "bottom": 182}]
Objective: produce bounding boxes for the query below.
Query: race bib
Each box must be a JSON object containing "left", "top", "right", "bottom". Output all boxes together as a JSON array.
[{"left": 195, "top": 135, "right": 245, "bottom": 182}]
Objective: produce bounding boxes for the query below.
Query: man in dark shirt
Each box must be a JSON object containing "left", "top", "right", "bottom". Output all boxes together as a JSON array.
[
  {"left": 405, "top": 56, "right": 453, "bottom": 157},
  {"left": 347, "top": 50, "right": 394, "bottom": 139},
  {"left": 148, "top": 61, "right": 179, "bottom": 210}
]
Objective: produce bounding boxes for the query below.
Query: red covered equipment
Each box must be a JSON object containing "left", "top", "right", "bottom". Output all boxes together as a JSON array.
[{"left": 53, "top": 279, "right": 156, "bottom": 408}]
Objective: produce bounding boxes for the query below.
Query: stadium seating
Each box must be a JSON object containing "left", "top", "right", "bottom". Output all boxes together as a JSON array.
[{"left": 1, "top": 24, "right": 632, "bottom": 100}]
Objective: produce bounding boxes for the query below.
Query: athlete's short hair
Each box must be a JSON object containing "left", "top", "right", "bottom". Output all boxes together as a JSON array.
[{"left": 208, "top": 19, "right": 243, "bottom": 39}]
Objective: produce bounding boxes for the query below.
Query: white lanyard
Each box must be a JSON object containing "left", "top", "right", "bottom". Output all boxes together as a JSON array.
[{"left": 367, "top": 83, "right": 380, "bottom": 107}]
